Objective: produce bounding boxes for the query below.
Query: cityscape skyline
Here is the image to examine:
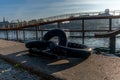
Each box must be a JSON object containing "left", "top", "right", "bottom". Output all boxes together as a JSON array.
[{"left": 0, "top": 0, "right": 120, "bottom": 21}]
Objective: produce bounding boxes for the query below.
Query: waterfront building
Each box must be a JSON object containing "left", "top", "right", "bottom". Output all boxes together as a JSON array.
[{"left": 0, "top": 17, "right": 9, "bottom": 28}]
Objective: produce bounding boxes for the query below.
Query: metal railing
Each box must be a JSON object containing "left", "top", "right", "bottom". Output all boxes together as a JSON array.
[
  {"left": 43, "top": 10, "right": 120, "bottom": 22},
  {"left": 0, "top": 10, "right": 120, "bottom": 51},
  {"left": 0, "top": 28, "right": 115, "bottom": 42}
]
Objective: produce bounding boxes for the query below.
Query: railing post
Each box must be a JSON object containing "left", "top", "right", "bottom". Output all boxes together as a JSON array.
[
  {"left": 82, "top": 19, "right": 85, "bottom": 44},
  {"left": 23, "top": 29, "right": 25, "bottom": 41},
  {"left": 41, "top": 31, "right": 43, "bottom": 40},
  {"left": 109, "top": 36, "right": 116, "bottom": 53},
  {"left": 16, "top": 30, "right": 18, "bottom": 41},
  {"left": 109, "top": 18, "right": 115, "bottom": 53},
  {"left": 57, "top": 22, "right": 61, "bottom": 28},
  {"left": 6, "top": 30, "right": 8, "bottom": 40},
  {"left": 109, "top": 18, "right": 112, "bottom": 31},
  {"left": 35, "top": 27, "right": 38, "bottom": 40},
  {"left": 38, "top": 26, "right": 40, "bottom": 40}
]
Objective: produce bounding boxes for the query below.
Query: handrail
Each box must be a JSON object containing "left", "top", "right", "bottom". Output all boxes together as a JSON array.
[
  {"left": 95, "top": 29, "right": 120, "bottom": 37},
  {"left": 94, "top": 28, "right": 120, "bottom": 53},
  {"left": 0, "top": 28, "right": 112, "bottom": 32}
]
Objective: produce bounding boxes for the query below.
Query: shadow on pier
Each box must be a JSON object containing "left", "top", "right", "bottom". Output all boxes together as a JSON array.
[
  {"left": 2, "top": 50, "right": 87, "bottom": 74},
  {"left": 0, "top": 40, "right": 89, "bottom": 80}
]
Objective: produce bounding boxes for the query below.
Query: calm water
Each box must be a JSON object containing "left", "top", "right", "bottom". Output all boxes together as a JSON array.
[
  {"left": 0, "top": 31, "right": 120, "bottom": 49},
  {"left": 69, "top": 38, "right": 120, "bottom": 49}
]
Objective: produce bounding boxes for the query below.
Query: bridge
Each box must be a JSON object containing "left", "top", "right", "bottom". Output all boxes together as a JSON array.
[
  {"left": 0, "top": 10, "right": 120, "bottom": 29},
  {"left": 0, "top": 10, "right": 120, "bottom": 53}
]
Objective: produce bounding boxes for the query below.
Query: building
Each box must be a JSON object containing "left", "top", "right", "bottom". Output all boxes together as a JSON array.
[
  {"left": 0, "top": 17, "right": 9, "bottom": 28},
  {"left": 99, "top": 9, "right": 110, "bottom": 16}
]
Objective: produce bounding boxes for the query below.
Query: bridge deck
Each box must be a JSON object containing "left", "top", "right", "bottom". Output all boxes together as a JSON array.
[
  {"left": 1, "top": 15, "right": 120, "bottom": 30},
  {"left": 0, "top": 40, "right": 120, "bottom": 80}
]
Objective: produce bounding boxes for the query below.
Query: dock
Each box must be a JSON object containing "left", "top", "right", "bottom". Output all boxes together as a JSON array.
[{"left": 0, "top": 40, "right": 120, "bottom": 80}]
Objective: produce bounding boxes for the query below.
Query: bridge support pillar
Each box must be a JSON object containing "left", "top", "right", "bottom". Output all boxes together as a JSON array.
[
  {"left": 6, "top": 30, "right": 8, "bottom": 40},
  {"left": 109, "top": 36, "right": 116, "bottom": 53},
  {"left": 109, "top": 18, "right": 112, "bottom": 31}
]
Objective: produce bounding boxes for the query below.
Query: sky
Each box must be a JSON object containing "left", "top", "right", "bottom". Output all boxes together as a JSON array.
[{"left": 0, "top": 0, "right": 120, "bottom": 21}]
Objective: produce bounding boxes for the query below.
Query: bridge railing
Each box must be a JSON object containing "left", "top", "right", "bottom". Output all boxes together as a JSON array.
[
  {"left": 2, "top": 10, "right": 120, "bottom": 29},
  {"left": 43, "top": 10, "right": 120, "bottom": 22},
  {"left": 0, "top": 24, "right": 119, "bottom": 53}
]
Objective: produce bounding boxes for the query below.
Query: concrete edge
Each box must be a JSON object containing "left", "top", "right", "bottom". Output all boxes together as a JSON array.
[{"left": 0, "top": 53, "right": 63, "bottom": 80}]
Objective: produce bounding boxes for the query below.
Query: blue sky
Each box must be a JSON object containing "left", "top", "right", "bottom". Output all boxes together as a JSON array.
[{"left": 0, "top": 0, "right": 120, "bottom": 21}]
